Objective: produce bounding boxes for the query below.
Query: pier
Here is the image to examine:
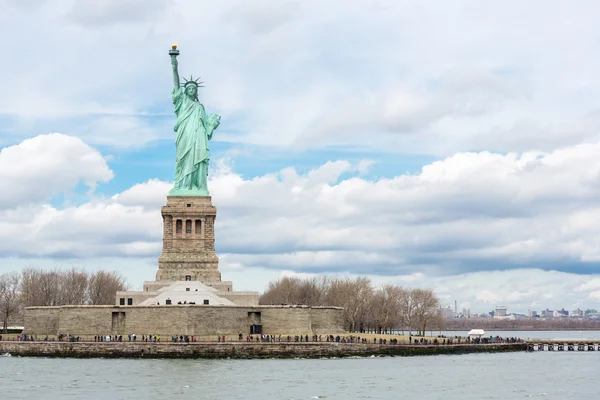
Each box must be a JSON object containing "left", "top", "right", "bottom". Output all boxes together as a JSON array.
[{"left": 527, "top": 342, "right": 600, "bottom": 352}]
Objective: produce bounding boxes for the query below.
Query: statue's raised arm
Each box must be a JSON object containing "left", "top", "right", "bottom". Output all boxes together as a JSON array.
[{"left": 169, "top": 44, "right": 180, "bottom": 91}]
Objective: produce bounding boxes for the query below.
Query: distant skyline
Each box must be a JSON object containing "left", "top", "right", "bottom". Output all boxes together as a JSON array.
[
  {"left": 2, "top": 0, "right": 600, "bottom": 314},
  {"left": 442, "top": 302, "right": 597, "bottom": 316}
]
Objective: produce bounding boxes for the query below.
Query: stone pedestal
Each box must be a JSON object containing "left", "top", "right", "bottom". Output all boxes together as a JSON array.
[{"left": 156, "top": 196, "right": 221, "bottom": 283}]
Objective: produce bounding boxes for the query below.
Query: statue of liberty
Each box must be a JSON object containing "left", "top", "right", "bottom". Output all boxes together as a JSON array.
[{"left": 168, "top": 44, "right": 221, "bottom": 196}]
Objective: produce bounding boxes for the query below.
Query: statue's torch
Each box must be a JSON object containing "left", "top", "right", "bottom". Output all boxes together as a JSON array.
[{"left": 169, "top": 43, "right": 179, "bottom": 57}]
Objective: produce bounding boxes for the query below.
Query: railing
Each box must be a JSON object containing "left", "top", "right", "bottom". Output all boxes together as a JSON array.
[{"left": 528, "top": 343, "right": 599, "bottom": 351}]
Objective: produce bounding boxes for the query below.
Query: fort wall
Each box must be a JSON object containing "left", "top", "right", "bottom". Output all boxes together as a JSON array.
[
  {"left": 219, "top": 292, "right": 260, "bottom": 306},
  {"left": 311, "top": 307, "right": 346, "bottom": 334},
  {"left": 24, "top": 305, "right": 344, "bottom": 337}
]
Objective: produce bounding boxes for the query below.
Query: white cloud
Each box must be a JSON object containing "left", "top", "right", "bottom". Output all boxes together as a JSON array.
[
  {"left": 5, "top": 1, "right": 600, "bottom": 314},
  {"left": 111, "top": 179, "right": 171, "bottom": 209},
  {"left": 476, "top": 290, "right": 499, "bottom": 304},
  {"left": 576, "top": 279, "right": 600, "bottom": 293},
  {"left": 589, "top": 291, "right": 600, "bottom": 300},
  {"left": 2, "top": 134, "right": 600, "bottom": 312},
  {"left": 2, "top": 0, "right": 600, "bottom": 154},
  {"left": 68, "top": 0, "right": 171, "bottom": 26},
  {"left": 0, "top": 134, "right": 113, "bottom": 208},
  {"left": 6, "top": 134, "right": 600, "bottom": 273}
]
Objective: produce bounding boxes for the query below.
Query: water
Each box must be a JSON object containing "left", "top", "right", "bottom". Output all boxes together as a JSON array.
[{"left": 0, "top": 352, "right": 597, "bottom": 399}]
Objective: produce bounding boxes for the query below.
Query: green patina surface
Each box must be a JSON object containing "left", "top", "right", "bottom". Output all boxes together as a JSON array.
[{"left": 168, "top": 45, "right": 220, "bottom": 197}]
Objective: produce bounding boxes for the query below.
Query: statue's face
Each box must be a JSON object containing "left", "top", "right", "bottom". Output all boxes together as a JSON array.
[{"left": 185, "top": 85, "right": 197, "bottom": 97}]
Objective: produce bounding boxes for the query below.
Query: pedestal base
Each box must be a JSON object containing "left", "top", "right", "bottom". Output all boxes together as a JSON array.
[{"left": 156, "top": 196, "right": 220, "bottom": 283}]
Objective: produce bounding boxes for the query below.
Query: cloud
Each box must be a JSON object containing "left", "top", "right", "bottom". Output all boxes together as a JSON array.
[
  {"left": 111, "top": 179, "right": 172, "bottom": 209},
  {"left": 4, "top": 134, "right": 600, "bottom": 276},
  {"left": 5, "top": 2, "right": 600, "bottom": 314},
  {"left": 68, "top": 0, "right": 171, "bottom": 26},
  {"left": 223, "top": 0, "right": 303, "bottom": 35},
  {"left": 0, "top": 134, "right": 113, "bottom": 208},
  {"left": 2, "top": 134, "right": 600, "bottom": 311},
  {"left": 2, "top": 0, "right": 600, "bottom": 154}
]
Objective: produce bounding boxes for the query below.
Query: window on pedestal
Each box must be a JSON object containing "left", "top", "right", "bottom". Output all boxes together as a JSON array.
[
  {"left": 203, "top": 299, "right": 209, "bottom": 305},
  {"left": 127, "top": 298, "right": 133, "bottom": 305},
  {"left": 176, "top": 219, "right": 182, "bottom": 234},
  {"left": 195, "top": 220, "right": 201, "bottom": 236},
  {"left": 186, "top": 219, "right": 192, "bottom": 234},
  {"left": 119, "top": 298, "right": 125, "bottom": 305}
]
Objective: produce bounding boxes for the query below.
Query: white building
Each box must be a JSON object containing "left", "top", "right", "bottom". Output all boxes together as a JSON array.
[
  {"left": 571, "top": 308, "right": 584, "bottom": 318},
  {"left": 468, "top": 329, "right": 485, "bottom": 339},
  {"left": 553, "top": 309, "right": 567, "bottom": 318},
  {"left": 117, "top": 280, "right": 259, "bottom": 307},
  {"left": 494, "top": 306, "right": 508, "bottom": 318},
  {"left": 442, "top": 306, "right": 455, "bottom": 318}
]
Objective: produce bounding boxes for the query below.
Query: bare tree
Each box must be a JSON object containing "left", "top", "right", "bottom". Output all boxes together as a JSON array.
[
  {"left": 326, "top": 277, "right": 373, "bottom": 332},
  {"left": 21, "top": 268, "right": 127, "bottom": 306},
  {"left": 371, "top": 284, "right": 403, "bottom": 334},
  {"left": 59, "top": 268, "right": 88, "bottom": 305},
  {"left": 259, "top": 276, "right": 301, "bottom": 305},
  {"left": 0, "top": 272, "right": 22, "bottom": 333},
  {"left": 21, "top": 268, "right": 63, "bottom": 307},
  {"left": 20, "top": 268, "right": 40, "bottom": 307},
  {"left": 259, "top": 274, "right": 442, "bottom": 335},
  {"left": 398, "top": 287, "right": 418, "bottom": 335},
  {"left": 411, "top": 288, "right": 441, "bottom": 335},
  {"left": 259, "top": 276, "right": 329, "bottom": 306},
  {"left": 87, "top": 271, "right": 128, "bottom": 305},
  {"left": 297, "top": 277, "right": 328, "bottom": 306},
  {"left": 22, "top": 268, "right": 80, "bottom": 306}
]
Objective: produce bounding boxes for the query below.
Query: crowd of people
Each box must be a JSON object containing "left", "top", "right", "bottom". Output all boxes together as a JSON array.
[
  {"left": 1, "top": 332, "right": 523, "bottom": 345},
  {"left": 434, "top": 335, "right": 523, "bottom": 345}
]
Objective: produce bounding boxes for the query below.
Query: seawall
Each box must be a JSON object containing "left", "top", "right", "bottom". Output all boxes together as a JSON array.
[{"left": 0, "top": 342, "right": 526, "bottom": 359}]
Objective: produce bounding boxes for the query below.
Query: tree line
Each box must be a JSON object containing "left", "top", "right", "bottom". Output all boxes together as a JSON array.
[
  {"left": 0, "top": 268, "right": 128, "bottom": 333},
  {"left": 259, "top": 276, "right": 444, "bottom": 334}
]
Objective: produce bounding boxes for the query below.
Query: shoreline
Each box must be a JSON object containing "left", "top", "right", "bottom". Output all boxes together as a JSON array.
[
  {"left": 439, "top": 328, "right": 600, "bottom": 332},
  {"left": 0, "top": 341, "right": 525, "bottom": 359}
]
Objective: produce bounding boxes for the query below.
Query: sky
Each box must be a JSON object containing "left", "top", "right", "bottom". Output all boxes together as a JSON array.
[{"left": 2, "top": 0, "right": 600, "bottom": 314}]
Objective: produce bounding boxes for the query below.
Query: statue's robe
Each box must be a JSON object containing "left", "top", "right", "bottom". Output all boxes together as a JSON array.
[{"left": 171, "top": 87, "right": 220, "bottom": 195}]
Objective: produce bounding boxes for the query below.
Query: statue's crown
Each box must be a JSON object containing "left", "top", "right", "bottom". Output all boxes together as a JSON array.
[{"left": 181, "top": 75, "right": 204, "bottom": 88}]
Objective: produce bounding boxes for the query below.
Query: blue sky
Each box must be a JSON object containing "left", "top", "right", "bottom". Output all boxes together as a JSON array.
[
  {"left": 3, "top": 0, "right": 600, "bottom": 313},
  {"left": 97, "top": 139, "right": 436, "bottom": 198}
]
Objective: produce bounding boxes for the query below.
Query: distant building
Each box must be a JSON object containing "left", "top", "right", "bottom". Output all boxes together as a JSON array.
[
  {"left": 541, "top": 309, "right": 554, "bottom": 318},
  {"left": 442, "top": 306, "right": 455, "bottom": 319},
  {"left": 528, "top": 310, "right": 538, "bottom": 318},
  {"left": 585, "top": 309, "right": 598, "bottom": 317},
  {"left": 571, "top": 308, "right": 584, "bottom": 318},
  {"left": 494, "top": 306, "right": 508, "bottom": 317},
  {"left": 553, "top": 309, "right": 568, "bottom": 318}
]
